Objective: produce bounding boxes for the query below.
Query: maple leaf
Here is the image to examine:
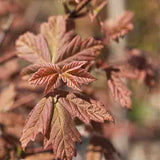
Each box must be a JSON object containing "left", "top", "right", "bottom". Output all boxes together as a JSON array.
[
  {"left": 44, "top": 102, "right": 81, "bottom": 160},
  {"left": 16, "top": 33, "right": 52, "bottom": 64},
  {"left": 61, "top": 61, "right": 96, "bottom": 91},
  {"left": 59, "top": 92, "right": 114, "bottom": 124},
  {"left": 40, "top": 16, "right": 74, "bottom": 63},
  {"left": 20, "top": 96, "right": 53, "bottom": 149},
  {"left": 29, "top": 64, "right": 61, "bottom": 93},
  {"left": 106, "top": 71, "right": 132, "bottom": 109},
  {"left": 16, "top": 16, "right": 74, "bottom": 64},
  {"left": 29, "top": 61, "right": 96, "bottom": 93},
  {"left": 104, "top": 11, "right": 134, "bottom": 42},
  {"left": 16, "top": 15, "right": 103, "bottom": 73},
  {"left": 56, "top": 36, "right": 103, "bottom": 66}
]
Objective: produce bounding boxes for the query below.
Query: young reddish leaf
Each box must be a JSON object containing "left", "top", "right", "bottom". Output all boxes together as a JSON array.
[
  {"left": 61, "top": 61, "right": 87, "bottom": 72},
  {"left": 59, "top": 92, "right": 114, "bottom": 124},
  {"left": 107, "top": 72, "right": 132, "bottom": 109},
  {"left": 16, "top": 15, "right": 103, "bottom": 66},
  {"left": 20, "top": 96, "right": 53, "bottom": 149},
  {"left": 40, "top": 16, "right": 74, "bottom": 63},
  {"left": 105, "top": 11, "right": 134, "bottom": 42},
  {"left": 61, "top": 61, "right": 96, "bottom": 91},
  {"left": 29, "top": 61, "right": 96, "bottom": 92},
  {"left": 44, "top": 103, "right": 81, "bottom": 160},
  {"left": 16, "top": 33, "right": 51, "bottom": 64},
  {"left": 56, "top": 36, "right": 103, "bottom": 66},
  {"left": 29, "top": 64, "right": 60, "bottom": 94}
]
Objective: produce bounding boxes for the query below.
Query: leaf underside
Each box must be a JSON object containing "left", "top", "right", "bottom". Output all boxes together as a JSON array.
[
  {"left": 20, "top": 96, "right": 53, "bottom": 149},
  {"left": 44, "top": 103, "right": 82, "bottom": 160},
  {"left": 59, "top": 92, "right": 114, "bottom": 124}
]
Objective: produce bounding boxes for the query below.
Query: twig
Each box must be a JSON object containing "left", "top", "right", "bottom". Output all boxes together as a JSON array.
[
  {"left": 70, "top": 0, "right": 91, "bottom": 18},
  {"left": 90, "top": 0, "right": 108, "bottom": 21},
  {"left": 63, "top": 1, "right": 71, "bottom": 14},
  {"left": 0, "top": 51, "right": 16, "bottom": 64}
]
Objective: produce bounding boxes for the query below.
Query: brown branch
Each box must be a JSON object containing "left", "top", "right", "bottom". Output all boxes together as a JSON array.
[
  {"left": 70, "top": 0, "right": 91, "bottom": 18},
  {"left": 0, "top": 51, "right": 16, "bottom": 64},
  {"left": 63, "top": 1, "right": 71, "bottom": 14}
]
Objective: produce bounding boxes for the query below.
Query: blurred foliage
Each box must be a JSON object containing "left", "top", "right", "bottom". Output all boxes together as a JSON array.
[
  {"left": 127, "top": 0, "right": 160, "bottom": 55},
  {"left": 126, "top": 0, "right": 160, "bottom": 125}
]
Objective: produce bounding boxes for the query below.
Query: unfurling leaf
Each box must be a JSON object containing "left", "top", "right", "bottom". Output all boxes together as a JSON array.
[
  {"left": 20, "top": 96, "right": 53, "bottom": 149},
  {"left": 105, "top": 11, "right": 134, "bottom": 42},
  {"left": 106, "top": 71, "right": 132, "bottom": 109},
  {"left": 29, "top": 64, "right": 60, "bottom": 93},
  {"left": 29, "top": 61, "right": 96, "bottom": 93},
  {"left": 59, "top": 92, "right": 114, "bottom": 124},
  {"left": 61, "top": 61, "right": 96, "bottom": 91},
  {"left": 44, "top": 103, "right": 81, "bottom": 160}
]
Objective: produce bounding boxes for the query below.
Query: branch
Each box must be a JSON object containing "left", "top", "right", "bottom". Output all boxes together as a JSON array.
[
  {"left": 70, "top": 0, "right": 91, "bottom": 18},
  {"left": 0, "top": 51, "right": 16, "bottom": 64}
]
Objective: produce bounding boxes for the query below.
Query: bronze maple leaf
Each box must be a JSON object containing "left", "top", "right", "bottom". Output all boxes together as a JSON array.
[{"left": 16, "top": 15, "right": 113, "bottom": 160}]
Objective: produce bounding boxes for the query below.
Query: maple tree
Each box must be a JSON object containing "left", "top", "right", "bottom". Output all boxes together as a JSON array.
[{"left": 0, "top": 0, "right": 159, "bottom": 160}]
